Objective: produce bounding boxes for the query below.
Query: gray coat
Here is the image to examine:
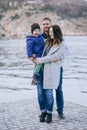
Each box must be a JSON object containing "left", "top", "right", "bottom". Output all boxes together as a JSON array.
[{"left": 38, "top": 43, "right": 67, "bottom": 89}]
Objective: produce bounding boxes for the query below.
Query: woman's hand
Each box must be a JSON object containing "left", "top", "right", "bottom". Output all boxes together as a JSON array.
[
  {"left": 29, "top": 57, "right": 33, "bottom": 61},
  {"left": 33, "top": 58, "right": 39, "bottom": 64},
  {"left": 54, "top": 58, "right": 61, "bottom": 62}
]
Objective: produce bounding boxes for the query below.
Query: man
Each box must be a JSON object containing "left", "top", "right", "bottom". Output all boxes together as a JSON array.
[
  {"left": 41, "top": 17, "right": 51, "bottom": 39},
  {"left": 41, "top": 17, "right": 65, "bottom": 119}
]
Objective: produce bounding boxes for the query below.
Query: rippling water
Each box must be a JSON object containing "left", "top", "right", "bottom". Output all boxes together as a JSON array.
[{"left": 0, "top": 36, "right": 87, "bottom": 93}]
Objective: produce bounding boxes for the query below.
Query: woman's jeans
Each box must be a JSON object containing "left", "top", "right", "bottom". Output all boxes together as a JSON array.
[
  {"left": 36, "top": 70, "right": 54, "bottom": 113},
  {"left": 55, "top": 67, "right": 64, "bottom": 114}
]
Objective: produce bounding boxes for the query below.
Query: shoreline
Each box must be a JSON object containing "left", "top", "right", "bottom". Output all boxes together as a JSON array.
[
  {"left": 0, "top": 35, "right": 87, "bottom": 40},
  {"left": 0, "top": 83, "right": 87, "bottom": 107}
]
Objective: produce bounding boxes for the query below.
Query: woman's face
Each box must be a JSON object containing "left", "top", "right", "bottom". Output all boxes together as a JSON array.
[{"left": 49, "top": 27, "right": 54, "bottom": 39}]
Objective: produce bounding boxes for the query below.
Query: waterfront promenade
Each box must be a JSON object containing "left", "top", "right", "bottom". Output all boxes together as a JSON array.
[
  {"left": 0, "top": 90, "right": 87, "bottom": 130},
  {"left": 0, "top": 37, "right": 87, "bottom": 129}
]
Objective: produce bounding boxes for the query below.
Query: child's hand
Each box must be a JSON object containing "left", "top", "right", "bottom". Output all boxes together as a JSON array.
[{"left": 32, "top": 54, "right": 36, "bottom": 58}]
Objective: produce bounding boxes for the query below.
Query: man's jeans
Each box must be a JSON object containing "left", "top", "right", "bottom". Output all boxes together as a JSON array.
[
  {"left": 55, "top": 67, "right": 64, "bottom": 113},
  {"left": 37, "top": 70, "right": 54, "bottom": 113}
]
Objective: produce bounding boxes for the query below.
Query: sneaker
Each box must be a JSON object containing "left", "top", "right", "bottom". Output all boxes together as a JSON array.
[
  {"left": 45, "top": 113, "right": 52, "bottom": 123},
  {"left": 39, "top": 112, "right": 47, "bottom": 122},
  {"left": 58, "top": 112, "right": 65, "bottom": 119},
  {"left": 32, "top": 73, "right": 40, "bottom": 84}
]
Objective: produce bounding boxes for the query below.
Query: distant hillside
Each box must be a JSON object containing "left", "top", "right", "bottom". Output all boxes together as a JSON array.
[{"left": 0, "top": 0, "right": 87, "bottom": 39}]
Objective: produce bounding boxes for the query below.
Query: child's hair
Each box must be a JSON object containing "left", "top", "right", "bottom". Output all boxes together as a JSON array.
[{"left": 31, "top": 23, "right": 41, "bottom": 34}]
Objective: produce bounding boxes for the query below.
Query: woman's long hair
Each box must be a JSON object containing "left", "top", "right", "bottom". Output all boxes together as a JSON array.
[{"left": 46, "top": 25, "right": 63, "bottom": 47}]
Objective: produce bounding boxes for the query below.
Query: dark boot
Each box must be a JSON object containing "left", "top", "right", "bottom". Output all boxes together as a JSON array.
[
  {"left": 58, "top": 112, "right": 65, "bottom": 119},
  {"left": 39, "top": 112, "right": 47, "bottom": 122},
  {"left": 45, "top": 113, "right": 52, "bottom": 123}
]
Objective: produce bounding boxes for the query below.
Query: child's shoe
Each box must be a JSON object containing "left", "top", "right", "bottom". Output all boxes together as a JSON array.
[
  {"left": 31, "top": 73, "right": 40, "bottom": 85},
  {"left": 31, "top": 79, "right": 37, "bottom": 85}
]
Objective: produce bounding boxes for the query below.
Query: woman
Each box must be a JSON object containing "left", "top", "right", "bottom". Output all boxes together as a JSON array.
[{"left": 34, "top": 25, "right": 67, "bottom": 123}]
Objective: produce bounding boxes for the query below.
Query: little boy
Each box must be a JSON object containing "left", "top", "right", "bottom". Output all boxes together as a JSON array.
[{"left": 26, "top": 23, "right": 44, "bottom": 84}]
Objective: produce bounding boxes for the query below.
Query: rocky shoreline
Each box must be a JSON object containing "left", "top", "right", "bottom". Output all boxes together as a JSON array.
[
  {"left": 0, "top": 0, "right": 87, "bottom": 39},
  {"left": 0, "top": 13, "right": 87, "bottom": 40}
]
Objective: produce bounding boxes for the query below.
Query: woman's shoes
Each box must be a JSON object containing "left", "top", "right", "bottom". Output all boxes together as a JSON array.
[
  {"left": 39, "top": 112, "right": 52, "bottom": 123},
  {"left": 39, "top": 112, "right": 47, "bottom": 122},
  {"left": 45, "top": 113, "right": 52, "bottom": 123},
  {"left": 39, "top": 112, "right": 65, "bottom": 123}
]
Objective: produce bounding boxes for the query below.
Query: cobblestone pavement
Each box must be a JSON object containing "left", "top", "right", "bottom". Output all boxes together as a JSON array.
[{"left": 0, "top": 98, "right": 87, "bottom": 130}]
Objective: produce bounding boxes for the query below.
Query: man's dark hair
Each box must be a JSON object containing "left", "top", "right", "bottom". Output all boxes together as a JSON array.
[{"left": 42, "top": 17, "right": 51, "bottom": 23}]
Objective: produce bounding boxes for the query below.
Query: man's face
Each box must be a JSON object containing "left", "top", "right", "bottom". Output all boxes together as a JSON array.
[{"left": 41, "top": 20, "right": 51, "bottom": 33}]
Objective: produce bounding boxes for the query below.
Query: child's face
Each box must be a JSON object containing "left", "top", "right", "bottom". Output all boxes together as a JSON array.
[{"left": 32, "top": 29, "right": 40, "bottom": 36}]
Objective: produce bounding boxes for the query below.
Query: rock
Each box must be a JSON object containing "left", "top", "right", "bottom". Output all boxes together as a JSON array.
[{"left": 0, "top": 25, "right": 10, "bottom": 40}]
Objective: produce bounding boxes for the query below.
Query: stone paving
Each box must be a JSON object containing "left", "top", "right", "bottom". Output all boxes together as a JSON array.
[{"left": 0, "top": 98, "right": 87, "bottom": 130}]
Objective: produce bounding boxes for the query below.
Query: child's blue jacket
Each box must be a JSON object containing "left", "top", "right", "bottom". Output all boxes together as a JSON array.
[{"left": 26, "top": 34, "right": 44, "bottom": 58}]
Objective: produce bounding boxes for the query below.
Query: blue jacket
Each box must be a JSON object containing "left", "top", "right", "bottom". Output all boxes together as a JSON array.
[{"left": 26, "top": 35, "right": 44, "bottom": 58}]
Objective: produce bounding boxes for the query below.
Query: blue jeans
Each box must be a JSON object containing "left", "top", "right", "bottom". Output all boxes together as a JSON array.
[
  {"left": 37, "top": 70, "right": 54, "bottom": 113},
  {"left": 55, "top": 67, "right": 64, "bottom": 113}
]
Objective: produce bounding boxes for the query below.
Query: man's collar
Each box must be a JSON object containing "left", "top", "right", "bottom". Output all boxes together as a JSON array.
[{"left": 42, "top": 32, "right": 48, "bottom": 39}]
